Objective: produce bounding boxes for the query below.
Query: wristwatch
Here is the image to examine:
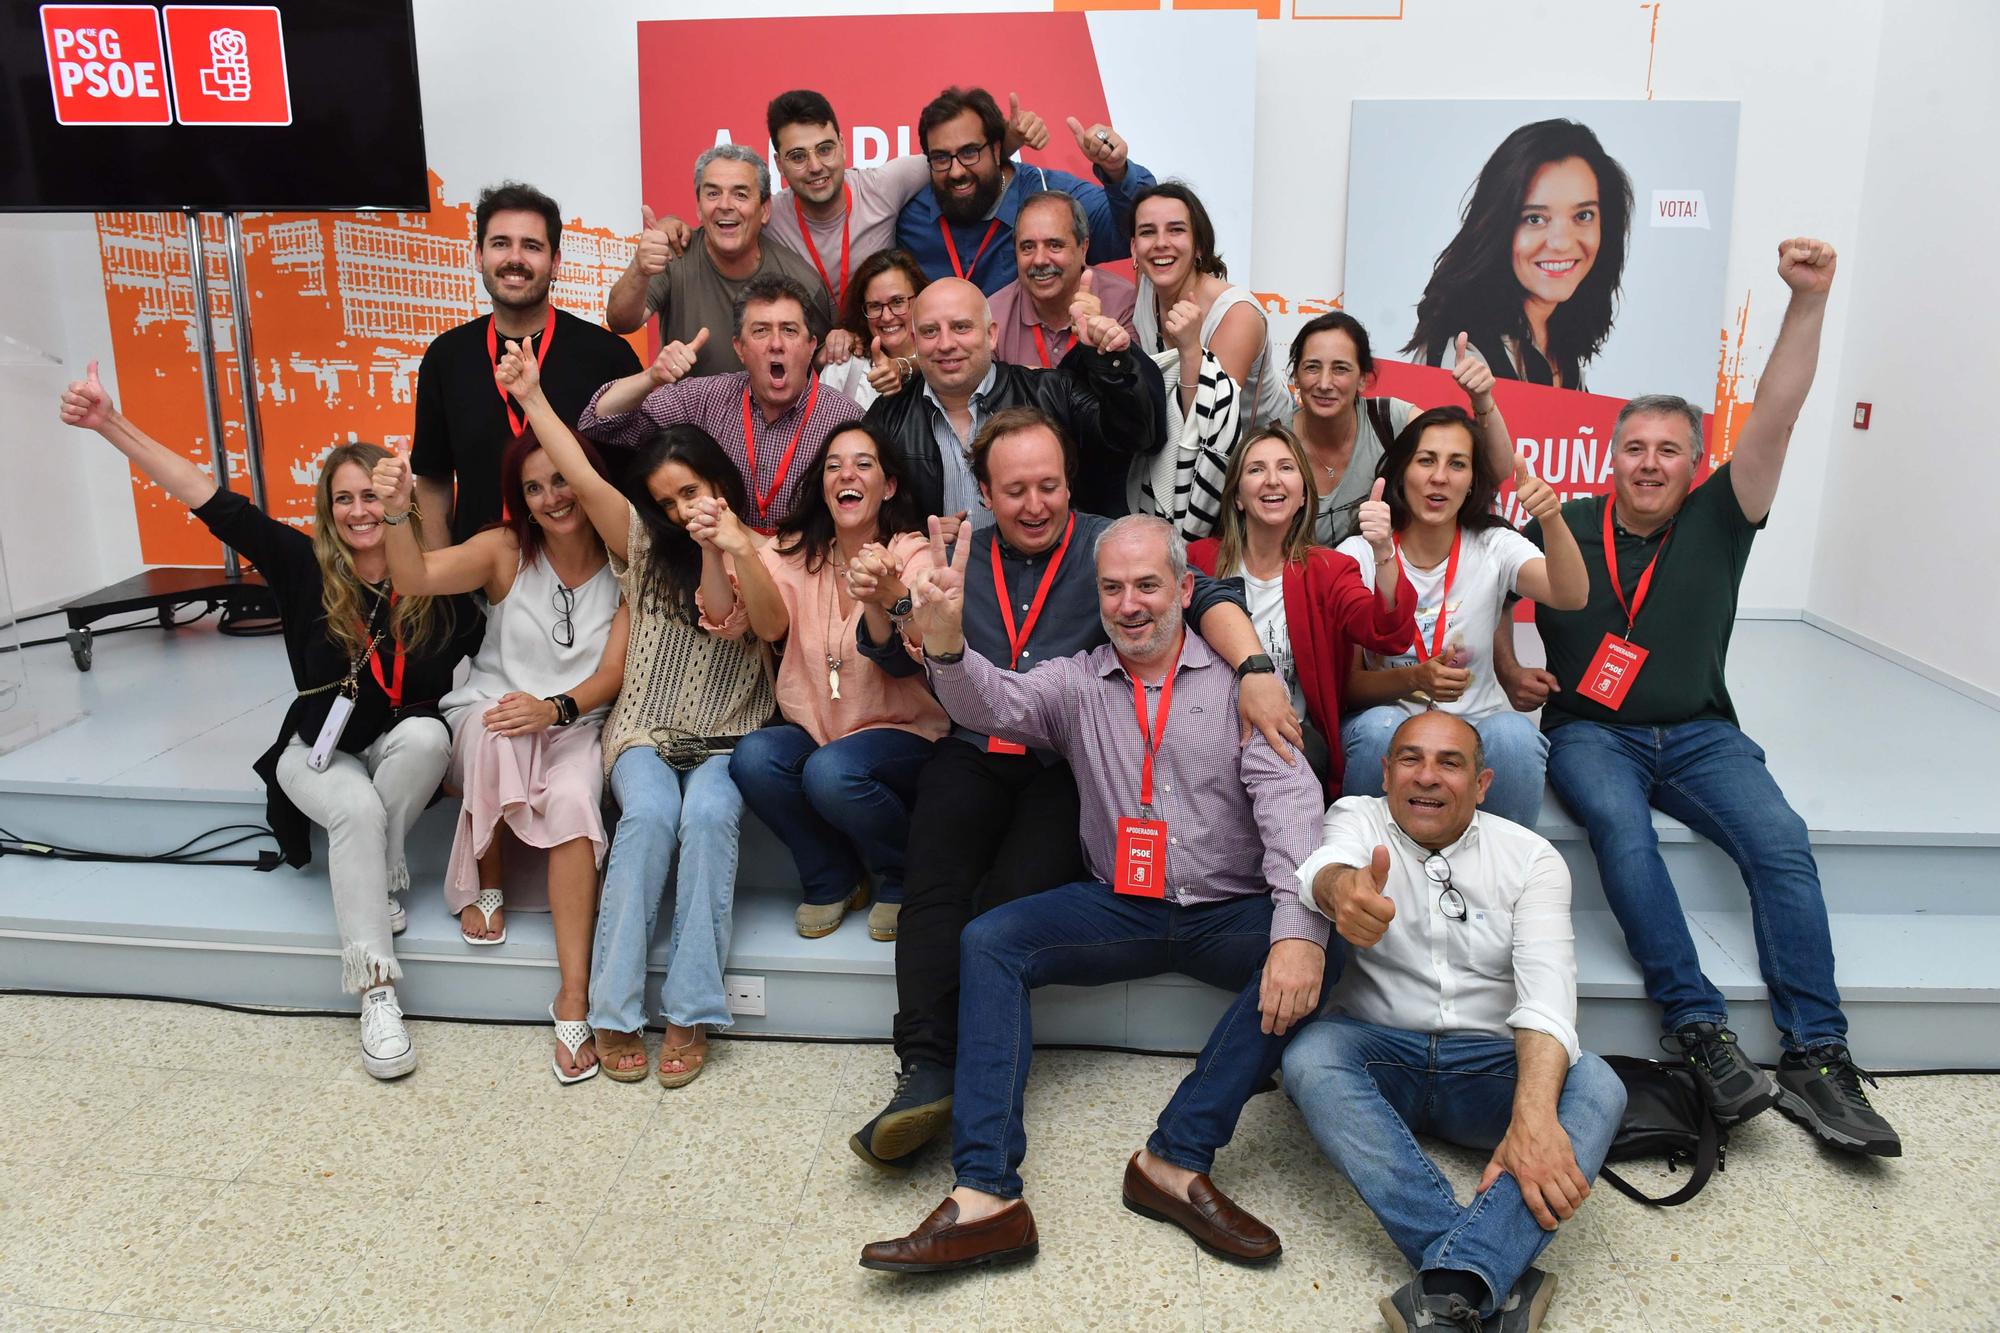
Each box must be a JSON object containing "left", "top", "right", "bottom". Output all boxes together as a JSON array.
[
  {"left": 1234, "top": 654, "right": 1277, "bottom": 680},
  {"left": 887, "top": 593, "right": 914, "bottom": 621}
]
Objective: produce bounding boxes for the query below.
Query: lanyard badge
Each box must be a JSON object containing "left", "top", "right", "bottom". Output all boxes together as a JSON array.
[
  {"left": 1114, "top": 641, "right": 1178, "bottom": 897},
  {"left": 1585, "top": 501, "right": 1672, "bottom": 712}
]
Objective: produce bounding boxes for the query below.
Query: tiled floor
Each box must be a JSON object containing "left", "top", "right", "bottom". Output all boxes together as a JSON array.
[{"left": 0, "top": 994, "right": 1982, "bottom": 1331}]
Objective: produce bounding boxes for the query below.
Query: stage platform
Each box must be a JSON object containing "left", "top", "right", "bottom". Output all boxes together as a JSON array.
[{"left": 1, "top": 613, "right": 1995, "bottom": 1069}]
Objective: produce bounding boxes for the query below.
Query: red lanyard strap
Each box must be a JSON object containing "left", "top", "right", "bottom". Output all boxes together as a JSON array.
[
  {"left": 939, "top": 216, "right": 1001, "bottom": 282},
  {"left": 360, "top": 593, "right": 406, "bottom": 708},
  {"left": 796, "top": 184, "right": 851, "bottom": 300},
  {"left": 1130, "top": 634, "right": 1182, "bottom": 810},
  {"left": 486, "top": 306, "right": 557, "bottom": 436},
  {"left": 1602, "top": 501, "right": 1673, "bottom": 634},
  {"left": 741, "top": 379, "right": 819, "bottom": 529},
  {"left": 991, "top": 513, "right": 1076, "bottom": 667},
  {"left": 1030, "top": 323, "right": 1077, "bottom": 370},
  {"left": 1392, "top": 527, "right": 1462, "bottom": 662}
]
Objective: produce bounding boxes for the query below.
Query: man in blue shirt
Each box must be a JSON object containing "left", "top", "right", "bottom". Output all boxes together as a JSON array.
[{"left": 897, "top": 86, "right": 1154, "bottom": 296}]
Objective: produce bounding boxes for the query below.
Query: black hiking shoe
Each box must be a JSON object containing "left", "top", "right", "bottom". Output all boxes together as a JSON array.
[
  {"left": 850, "top": 1058, "right": 954, "bottom": 1171},
  {"left": 1665, "top": 1022, "right": 1777, "bottom": 1124},
  {"left": 1775, "top": 1046, "right": 1902, "bottom": 1157}
]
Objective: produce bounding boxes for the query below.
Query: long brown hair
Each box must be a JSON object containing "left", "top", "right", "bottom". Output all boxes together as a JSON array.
[
  {"left": 1211, "top": 424, "right": 1316, "bottom": 577},
  {"left": 310, "top": 442, "right": 454, "bottom": 662}
]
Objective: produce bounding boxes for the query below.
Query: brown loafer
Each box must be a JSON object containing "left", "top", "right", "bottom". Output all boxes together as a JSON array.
[
  {"left": 1121, "top": 1152, "right": 1281, "bottom": 1265},
  {"left": 858, "top": 1196, "right": 1039, "bottom": 1273}
]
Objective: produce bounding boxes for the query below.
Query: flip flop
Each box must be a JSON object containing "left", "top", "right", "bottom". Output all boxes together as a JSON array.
[
  {"left": 549, "top": 1003, "right": 598, "bottom": 1085},
  {"left": 461, "top": 888, "right": 506, "bottom": 946},
  {"left": 656, "top": 1026, "right": 708, "bottom": 1090},
  {"left": 596, "top": 1028, "right": 650, "bottom": 1083}
]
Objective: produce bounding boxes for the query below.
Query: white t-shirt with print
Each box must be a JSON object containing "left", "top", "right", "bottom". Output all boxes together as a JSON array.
[
  {"left": 1242, "top": 569, "right": 1308, "bottom": 720},
  {"left": 1335, "top": 524, "right": 1541, "bottom": 721}
]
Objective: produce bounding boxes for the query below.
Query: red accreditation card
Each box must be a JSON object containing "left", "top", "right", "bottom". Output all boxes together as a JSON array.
[
  {"left": 1114, "top": 816, "right": 1167, "bottom": 898},
  {"left": 1581, "top": 632, "right": 1649, "bottom": 710},
  {"left": 986, "top": 735, "right": 1027, "bottom": 755}
]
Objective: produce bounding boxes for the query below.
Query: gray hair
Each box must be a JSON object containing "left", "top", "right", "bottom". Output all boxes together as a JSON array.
[
  {"left": 1018, "top": 188, "right": 1090, "bottom": 249},
  {"left": 694, "top": 143, "right": 771, "bottom": 202},
  {"left": 1614, "top": 393, "right": 1706, "bottom": 462},
  {"left": 1097, "top": 513, "right": 1187, "bottom": 582}
]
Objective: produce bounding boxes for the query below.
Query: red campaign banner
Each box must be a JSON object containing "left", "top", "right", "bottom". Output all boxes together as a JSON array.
[
  {"left": 163, "top": 5, "right": 291, "bottom": 126},
  {"left": 635, "top": 14, "right": 1114, "bottom": 228},
  {"left": 41, "top": 5, "right": 172, "bottom": 126}
]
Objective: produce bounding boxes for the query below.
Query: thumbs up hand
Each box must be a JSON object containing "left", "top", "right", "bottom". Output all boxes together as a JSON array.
[
  {"left": 1451, "top": 330, "right": 1498, "bottom": 411},
  {"left": 1513, "top": 452, "right": 1560, "bottom": 523},
  {"left": 866, "top": 334, "right": 910, "bottom": 396},
  {"left": 58, "top": 360, "right": 115, "bottom": 431},
  {"left": 636, "top": 206, "right": 689, "bottom": 275},
  {"left": 1001, "top": 93, "right": 1049, "bottom": 156},
  {"left": 495, "top": 337, "right": 544, "bottom": 401},
  {"left": 1334, "top": 846, "right": 1398, "bottom": 949},
  {"left": 1358, "top": 476, "right": 1395, "bottom": 560},
  {"left": 649, "top": 327, "right": 710, "bottom": 387},
  {"left": 1068, "top": 267, "right": 1104, "bottom": 324}
]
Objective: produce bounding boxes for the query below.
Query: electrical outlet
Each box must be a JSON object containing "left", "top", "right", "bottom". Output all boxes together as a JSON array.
[{"left": 723, "top": 973, "right": 766, "bottom": 1017}]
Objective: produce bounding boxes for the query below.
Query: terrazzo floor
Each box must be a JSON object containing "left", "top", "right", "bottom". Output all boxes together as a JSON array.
[{"left": 0, "top": 993, "right": 1985, "bottom": 1331}]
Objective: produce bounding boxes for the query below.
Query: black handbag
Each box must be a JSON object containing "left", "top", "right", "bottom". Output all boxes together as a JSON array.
[{"left": 1597, "top": 1055, "right": 1726, "bottom": 1207}]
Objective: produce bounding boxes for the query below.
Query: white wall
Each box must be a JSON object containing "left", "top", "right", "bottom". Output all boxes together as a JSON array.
[{"left": 1807, "top": 3, "right": 2000, "bottom": 694}]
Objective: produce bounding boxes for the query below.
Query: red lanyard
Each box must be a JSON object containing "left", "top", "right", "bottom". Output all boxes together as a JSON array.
[
  {"left": 795, "top": 185, "right": 851, "bottom": 301},
  {"left": 1602, "top": 501, "right": 1674, "bottom": 633},
  {"left": 486, "top": 306, "right": 557, "bottom": 436},
  {"left": 1129, "top": 633, "right": 1182, "bottom": 810},
  {"left": 361, "top": 595, "right": 406, "bottom": 708},
  {"left": 991, "top": 513, "right": 1076, "bottom": 667},
  {"left": 1392, "top": 527, "right": 1462, "bottom": 662},
  {"left": 741, "top": 379, "right": 819, "bottom": 530},
  {"left": 939, "top": 217, "right": 1002, "bottom": 281},
  {"left": 1030, "top": 323, "right": 1076, "bottom": 370}
]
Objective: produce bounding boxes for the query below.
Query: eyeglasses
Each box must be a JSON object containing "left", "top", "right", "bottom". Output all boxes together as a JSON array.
[
  {"left": 781, "top": 139, "right": 841, "bottom": 168},
  {"left": 926, "top": 141, "right": 993, "bottom": 173},
  {"left": 552, "top": 584, "right": 576, "bottom": 649},
  {"left": 863, "top": 294, "right": 913, "bottom": 319},
  {"left": 1424, "top": 852, "right": 1467, "bottom": 921}
]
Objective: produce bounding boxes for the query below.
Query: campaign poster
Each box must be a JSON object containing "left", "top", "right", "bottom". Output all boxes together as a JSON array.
[{"left": 1344, "top": 100, "right": 1740, "bottom": 517}]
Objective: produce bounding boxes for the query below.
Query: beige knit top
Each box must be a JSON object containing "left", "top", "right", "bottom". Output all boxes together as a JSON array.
[{"left": 600, "top": 505, "right": 776, "bottom": 774}]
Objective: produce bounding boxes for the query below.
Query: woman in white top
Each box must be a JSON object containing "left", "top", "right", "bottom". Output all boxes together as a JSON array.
[
  {"left": 1288, "top": 311, "right": 1519, "bottom": 548},
  {"left": 817, "top": 248, "right": 927, "bottom": 410},
  {"left": 1335, "top": 405, "right": 1586, "bottom": 828},
  {"left": 375, "top": 428, "right": 630, "bottom": 1084}
]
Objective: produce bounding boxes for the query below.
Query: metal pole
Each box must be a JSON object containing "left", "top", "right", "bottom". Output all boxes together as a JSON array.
[
  {"left": 223, "top": 212, "right": 269, "bottom": 513},
  {"left": 183, "top": 208, "right": 239, "bottom": 578}
]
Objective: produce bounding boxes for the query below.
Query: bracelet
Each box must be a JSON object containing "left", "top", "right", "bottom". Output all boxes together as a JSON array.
[
  {"left": 545, "top": 693, "right": 579, "bottom": 726},
  {"left": 381, "top": 508, "right": 412, "bottom": 526}
]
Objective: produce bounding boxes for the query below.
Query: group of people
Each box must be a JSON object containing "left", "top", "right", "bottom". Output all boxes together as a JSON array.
[{"left": 58, "top": 77, "right": 1903, "bottom": 1331}]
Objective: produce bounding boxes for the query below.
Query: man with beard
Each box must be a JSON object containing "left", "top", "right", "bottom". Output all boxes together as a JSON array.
[
  {"left": 898, "top": 86, "right": 1154, "bottom": 296},
  {"left": 413, "top": 181, "right": 642, "bottom": 544},
  {"left": 859, "top": 513, "right": 1328, "bottom": 1273},
  {"left": 578, "top": 273, "right": 862, "bottom": 532},
  {"left": 987, "top": 191, "right": 1137, "bottom": 369},
  {"left": 606, "top": 145, "right": 831, "bottom": 380}
]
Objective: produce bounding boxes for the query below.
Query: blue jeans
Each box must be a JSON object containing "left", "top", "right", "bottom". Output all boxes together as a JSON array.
[
  {"left": 952, "top": 881, "right": 1322, "bottom": 1199},
  {"left": 1342, "top": 705, "right": 1550, "bottom": 829},
  {"left": 588, "top": 748, "right": 743, "bottom": 1033},
  {"left": 1284, "top": 1016, "right": 1625, "bottom": 1318},
  {"left": 729, "top": 723, "right": 936, "bottom": 906},
  {"left": 1546, "top": 718, "right": 1845, "bottom": 1051}
]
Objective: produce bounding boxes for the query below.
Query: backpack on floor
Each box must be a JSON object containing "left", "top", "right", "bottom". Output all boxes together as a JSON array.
[{"left": 1597, "top": 1055, "right": 1726, "bottom": 1207}]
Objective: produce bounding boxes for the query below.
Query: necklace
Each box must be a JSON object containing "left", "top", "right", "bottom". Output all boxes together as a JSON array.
[{"left": 824, "top": 557, "right": 850, "bottom": 700}]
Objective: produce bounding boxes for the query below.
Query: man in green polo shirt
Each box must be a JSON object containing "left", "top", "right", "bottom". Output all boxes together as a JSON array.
[{"left": 1499, "top": 238, "right": 1900, "bottom": 1158}]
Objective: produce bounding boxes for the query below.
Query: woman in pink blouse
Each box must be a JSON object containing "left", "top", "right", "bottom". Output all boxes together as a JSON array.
[{"left": 698, "top": 423, "right": 946, "bottom": 942}]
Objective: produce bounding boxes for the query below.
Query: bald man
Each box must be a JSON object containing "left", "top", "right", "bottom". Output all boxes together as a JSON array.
[
  {"left": 1286, "top": 710, "right": 1624, "bottom": 1332},
  {"left": 861, "top": 276, "right": 1166, "bottom": 520}
]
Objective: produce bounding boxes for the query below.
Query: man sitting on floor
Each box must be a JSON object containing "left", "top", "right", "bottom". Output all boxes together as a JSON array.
[
  {"left": 1496, "top": 237, "right": 1901, "bottom": 1156},
  {"left": 858, "top": 514, "right": 1330, "bottom": 1273},
  {"left": 1287, "top": 711, "right": 1625, "bottom": 1332}
]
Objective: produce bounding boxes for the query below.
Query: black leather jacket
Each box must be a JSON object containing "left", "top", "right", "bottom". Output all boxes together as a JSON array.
[{"left": 861, "top": 345, "right": 1166, "bottom": 520}]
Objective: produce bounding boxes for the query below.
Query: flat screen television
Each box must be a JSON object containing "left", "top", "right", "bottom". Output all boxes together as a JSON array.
[{"left": 0, "top": 0, "right": 427, "bottom": 212}]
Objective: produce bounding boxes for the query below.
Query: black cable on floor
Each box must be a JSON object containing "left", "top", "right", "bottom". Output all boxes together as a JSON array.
[{"left": 0, "top": 822, "right": 283, "bottom": 870}]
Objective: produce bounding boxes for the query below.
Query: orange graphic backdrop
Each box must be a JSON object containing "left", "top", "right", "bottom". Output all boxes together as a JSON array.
[{"left": 96, "top": 172, "right": 642, "bottom": 564}]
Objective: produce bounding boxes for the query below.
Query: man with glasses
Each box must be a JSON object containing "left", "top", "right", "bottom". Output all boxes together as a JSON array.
[
  {"left": 761, "top": 89, "right": 1048, "bottom": 316},
  {"left": 1286, "top": 710, "right": 1625, "bottom": 1333},
  {"left": 897, "top": 86, "right": 1154, "bottom": 296}
]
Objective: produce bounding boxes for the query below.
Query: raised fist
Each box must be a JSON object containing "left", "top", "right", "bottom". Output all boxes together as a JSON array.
[
  {"left": 1358, "top": 477, "right": 1394, "bottom": 559},
  {"left": 651, "top": 327, "right": 710, "bottom": 387},
  {"left": 636, "top": 206, "right": 690, "bottom": 275},
  {"left": 370, "top": 453, "right": 415, "bottom": 517},
  {"left": 1777, "top": 237, "right": 1836, "bottom": 295},
  {"left": 58, "top": 360, "right": 114, "bottom": 431}
]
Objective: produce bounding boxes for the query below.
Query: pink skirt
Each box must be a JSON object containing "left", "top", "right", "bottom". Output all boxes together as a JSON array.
[{"left": 443, "top": 701, "right": 607, "bottom": 912}]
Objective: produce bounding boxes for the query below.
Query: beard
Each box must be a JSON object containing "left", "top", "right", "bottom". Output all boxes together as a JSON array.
[
  {"left": 935, "top": 169, "right": 1005, "bottom": 225},
  {"left": 482, "top": 264, "right": 549, "bottom": 311},
  {"left": 1102, "top": 601, "right": 1184, "bottom": 667}
]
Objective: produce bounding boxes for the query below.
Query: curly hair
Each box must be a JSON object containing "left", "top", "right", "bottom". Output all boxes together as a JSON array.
[{"left": 309, "top": 442, "right": 454, "bottom": 663}]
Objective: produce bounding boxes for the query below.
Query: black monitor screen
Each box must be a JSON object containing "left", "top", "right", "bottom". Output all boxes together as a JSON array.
[{"left": 0, "top": 0, "right": 427, "bottom": 212}]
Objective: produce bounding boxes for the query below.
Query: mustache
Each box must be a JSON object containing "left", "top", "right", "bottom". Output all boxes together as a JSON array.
[{"left": 1025, "top": 264, "right": 1064, "bottom": 283}]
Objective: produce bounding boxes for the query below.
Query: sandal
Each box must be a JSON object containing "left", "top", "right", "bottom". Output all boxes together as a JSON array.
[
  {"left": 461, "top": 888, "right": 507, "bottom": 946},
  {"left": 596, "top": 1028, "right": 650, "bottom": 1083},
  {"left": 549, "top": 1003, "right": 598, "bottom": 1085},
  {"left": 656, "top": 1025, "right": 708, "bottom": 1090}
]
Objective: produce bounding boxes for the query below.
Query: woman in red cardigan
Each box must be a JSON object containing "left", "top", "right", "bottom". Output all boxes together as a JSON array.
[{"left": 1189, "top": 424, "right": 1415, "bottom": 793}]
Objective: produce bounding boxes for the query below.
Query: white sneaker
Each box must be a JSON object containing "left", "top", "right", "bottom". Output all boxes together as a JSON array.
[
  {"left": 387, "top": 896, "right": 407, "bottom": 935},
  {"left": 359, "top": 985, "right": 417, "bottom": 1080}
]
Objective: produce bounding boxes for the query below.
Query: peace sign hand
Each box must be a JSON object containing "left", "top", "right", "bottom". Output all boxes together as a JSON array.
[{"left": 909, "top": 514, "right": 972, "bottom": 655}]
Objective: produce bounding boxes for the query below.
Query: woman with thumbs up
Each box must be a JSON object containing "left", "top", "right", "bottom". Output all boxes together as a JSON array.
[
  {"left": 818, "top": 249, "right": 927, "bottom": 409},
  {"left": 1334, "top": 407, "right": 1588, "bottom": 828}
]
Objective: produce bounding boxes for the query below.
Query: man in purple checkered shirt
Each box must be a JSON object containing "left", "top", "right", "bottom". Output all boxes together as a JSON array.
[
  {"left": 858, "top": 513, "right": 1334, "bottom": 1276},
  {"left": 577, "top": 272, "right": 861, "bottom": 531}
]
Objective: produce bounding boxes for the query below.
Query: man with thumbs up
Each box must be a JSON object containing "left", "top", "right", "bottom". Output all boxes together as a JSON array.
[
  {"left": 987, "top": 191, "right": 1139, "bottom": 369},
  {"left": 1286, "top": 710, "right": 1625, "bottom": 1333},
  {"left": 412, "top": 182, "right": 642, "bottom": 544}
]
